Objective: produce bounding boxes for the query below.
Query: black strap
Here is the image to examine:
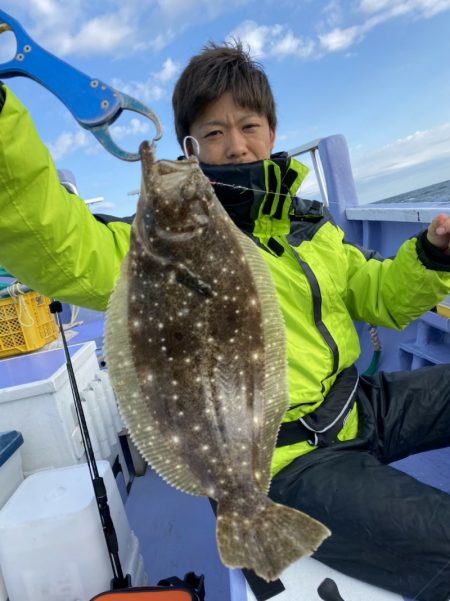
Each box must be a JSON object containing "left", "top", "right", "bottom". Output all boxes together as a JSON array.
[
  {"left": 290, "top": 197, "right": 324, "bottom": 221},
  {"left": 157, "top": 572, "right": 205, "bottom": 600},
  {"left": 277, "top": 365, "right": 359, "bottom": 448},
  {"left": 318, "top": 578, "right": 346, "bottom": 601},
  {"left": 241, "top": 569, "right": 285, "bottom": 600}
]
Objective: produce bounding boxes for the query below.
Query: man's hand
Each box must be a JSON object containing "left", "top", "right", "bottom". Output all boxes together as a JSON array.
[{"left": 427, "top": 214, "right": 450, "bottom": 255}]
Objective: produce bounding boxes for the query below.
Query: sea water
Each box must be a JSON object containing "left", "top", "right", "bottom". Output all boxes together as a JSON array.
[{"left": 373, "top": 179, "right": 450, "bottom": 205}]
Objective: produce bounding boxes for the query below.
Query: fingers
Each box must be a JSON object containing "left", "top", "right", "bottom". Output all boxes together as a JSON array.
[
  {"left": 427, "top": 214, "right": 450, "bottom": 252},
  {"left": 435, "top": 214, "right": 450, "bottom": 236}
]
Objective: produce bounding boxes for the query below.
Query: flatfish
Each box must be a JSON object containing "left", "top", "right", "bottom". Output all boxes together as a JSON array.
[{"left": 104, "top": 141, "right": 330, "bottom": 581}]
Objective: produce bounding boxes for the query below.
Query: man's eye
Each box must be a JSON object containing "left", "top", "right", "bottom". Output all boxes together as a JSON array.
[
  {"left": 244, "top": 123, "right": 259, "bottom": 131},
  {"left": 204, "top": 130, "right": 221, "bottom": 138}
]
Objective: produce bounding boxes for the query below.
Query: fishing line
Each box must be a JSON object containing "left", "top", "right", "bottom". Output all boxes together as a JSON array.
[
  {"left": 209, "top": 180, "right": 275, "bottom": 195},
  {"left": 208, "top": 179, "right": 343, "bottom": 209},
  {"left": 208, "top": 179, "right": 297, "bottom": 200}
]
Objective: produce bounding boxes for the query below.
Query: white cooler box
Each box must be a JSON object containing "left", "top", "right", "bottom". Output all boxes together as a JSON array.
[
  {"left": 0, "top": 342, "right": 130, "bottom": 487},
  {"left": 0, "top": 460, "right": 147, "bottom": 601}
]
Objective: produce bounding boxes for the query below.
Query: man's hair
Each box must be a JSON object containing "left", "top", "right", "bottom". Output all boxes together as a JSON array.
[{"left": 172, "top": 40, "right": 277, "bottom": 146}]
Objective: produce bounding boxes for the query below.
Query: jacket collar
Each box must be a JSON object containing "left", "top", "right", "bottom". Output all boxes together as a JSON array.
[{"left": 200, "top": 152, "right": 309, "bottom": 236}]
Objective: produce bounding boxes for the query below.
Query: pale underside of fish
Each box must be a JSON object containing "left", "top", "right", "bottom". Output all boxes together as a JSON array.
[{"left": 104, "top": 141, "right": 330, "bottom": 581}]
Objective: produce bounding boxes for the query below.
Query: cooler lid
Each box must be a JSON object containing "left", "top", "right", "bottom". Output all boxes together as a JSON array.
[
  {"left": 0, "top": 460, "right": 110, "bottom": 526},
  {"left": 0, "top": 431, "right": 24, "bottom": 467}
]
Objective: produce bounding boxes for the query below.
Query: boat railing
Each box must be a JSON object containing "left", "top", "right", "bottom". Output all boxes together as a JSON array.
[{"left": 288, "top": 139, "right": 329, "bottom": 206}]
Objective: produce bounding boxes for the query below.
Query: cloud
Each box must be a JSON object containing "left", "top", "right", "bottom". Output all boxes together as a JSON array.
[
  {"left": 353, "top": 123, "right": 450, "bottom": 183},
  {"left": 0, "top": 0, "right": 136, "bottom": 57},
  {"left": 230, "top": 0, "right": 450, "bottom": 62},
  {"left": 2, "top": 0, "right": 253, "bottom": 57},
  {"left": 319, "top": 0, "right": 450, "bottom": 53},
  {"left": 155, "top": 58, "right": 179, "bottom": 83},
  {"left": 347, "top": 122, "right": 450, "bottom": 202},
  {"left": 60, "top": 14, "right": 134, "bottom": 55},
  {"left": 111, "top": 57, "right": 180, "bottom": 104},
  {"left": 47, "top": 129, "right": 90, "bottom": 160},
  {"left": 4, "top": 0, "right": 450, "bottom": 61},
  {"left": 319, "top": 9, "right": 395, "bottom": 52},
  {"left": 319, "top": 25, "right": 363, "bottom": 52},
  {"left": 228, "top": 20, "right": 316, "bottom": 59},
  {"left": 319, "top": 0, "right": 345, "bottom": 28},
  {"left": 358, "top": 0, "right": 450, "bottom": 18},
  {"left": 110, "top": 118, "right": 150, "bottom": 140}
]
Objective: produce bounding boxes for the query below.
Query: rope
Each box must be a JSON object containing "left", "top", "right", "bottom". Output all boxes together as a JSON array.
[{"left": 6, "top": 282, "right": 34, "bottom": 327}]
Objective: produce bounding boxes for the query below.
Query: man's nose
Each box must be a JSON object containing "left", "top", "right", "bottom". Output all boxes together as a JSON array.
[{"left": 225, "top": 129, "right": 247, "bottom": 160}]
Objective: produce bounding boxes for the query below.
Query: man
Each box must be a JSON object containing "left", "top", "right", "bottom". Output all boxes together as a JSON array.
[{"left": 1, "top": 42, "right": 450, "bottom": 600}]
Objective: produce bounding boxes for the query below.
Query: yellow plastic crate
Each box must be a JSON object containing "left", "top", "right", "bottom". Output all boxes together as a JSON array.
[{"left": 0, "top": 291, "right": 59, "bottom": 358}]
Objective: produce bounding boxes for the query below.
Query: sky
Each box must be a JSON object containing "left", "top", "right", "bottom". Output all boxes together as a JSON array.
[{"left": 1, "top": 0, "right": 450, "bottom": 215}]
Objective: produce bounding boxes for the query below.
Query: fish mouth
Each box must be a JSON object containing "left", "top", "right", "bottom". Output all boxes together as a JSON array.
[
  {"left": 154, "top": 159, "right": 213, "bottom": 206},
  {"left": 156, "top": 158, "right": 198, "bottom": 175}
]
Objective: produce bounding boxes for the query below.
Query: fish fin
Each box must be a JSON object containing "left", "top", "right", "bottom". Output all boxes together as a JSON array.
[
  {"left": 104, "top": 257, "right": 205, "bottom": 496},
  {"left": 234, "top": 230, "right": 289, "bottom": 493},
  {"left": 216, "top": 492, "right": 330, "bottom": 581}
]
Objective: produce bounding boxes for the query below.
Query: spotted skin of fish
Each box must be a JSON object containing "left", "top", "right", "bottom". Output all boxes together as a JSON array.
[{"left": 104, "top": 141, "right": 330, "bottom": 581}]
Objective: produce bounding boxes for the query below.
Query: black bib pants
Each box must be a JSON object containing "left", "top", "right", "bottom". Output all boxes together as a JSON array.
[{"left": 269, "top": 364, "right": 450, "bottom": 601}]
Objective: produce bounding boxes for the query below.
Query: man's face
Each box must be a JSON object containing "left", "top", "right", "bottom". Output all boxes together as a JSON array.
[{"left": 189, "top": 91, "right": 275, "bottom": 165}]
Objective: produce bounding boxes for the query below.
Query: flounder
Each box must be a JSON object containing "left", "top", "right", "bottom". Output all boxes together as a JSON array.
[{"left": 104, "top": 141, "right": 330, "bottom": 581}]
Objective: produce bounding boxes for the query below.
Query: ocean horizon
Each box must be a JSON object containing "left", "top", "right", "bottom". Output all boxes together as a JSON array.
[{"left": 372, "top": 179, "right": 450, "bottom": 205}]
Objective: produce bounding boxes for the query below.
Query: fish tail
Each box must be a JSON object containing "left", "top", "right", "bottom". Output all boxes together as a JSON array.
[{"left": 216, "top": 493, "right": 330, "bottom": 582}]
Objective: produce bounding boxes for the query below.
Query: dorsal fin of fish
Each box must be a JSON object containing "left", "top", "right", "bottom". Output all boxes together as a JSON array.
[
  {"left": 105, "top": 259, "right": 205, "bottom": 495},
  {"left": 230, "top": 227, "right": 289, "bottom": 494}
]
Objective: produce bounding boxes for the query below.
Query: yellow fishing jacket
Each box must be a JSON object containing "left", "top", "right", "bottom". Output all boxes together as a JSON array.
[{"left": 1, "top": 85, "right": 450, "bottom": 476}]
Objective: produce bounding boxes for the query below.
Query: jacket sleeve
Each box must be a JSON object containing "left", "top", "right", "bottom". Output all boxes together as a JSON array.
[
  {"left": 0, "top": 85, "right": 131, "bottom": 311},
  {"left": 343, "top": 234, "right": 450, "bottom": 329}
]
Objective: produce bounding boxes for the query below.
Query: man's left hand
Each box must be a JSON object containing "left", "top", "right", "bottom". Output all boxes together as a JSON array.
[{"left": 427, "top": 214, "right": 450, "bottom": 255}]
